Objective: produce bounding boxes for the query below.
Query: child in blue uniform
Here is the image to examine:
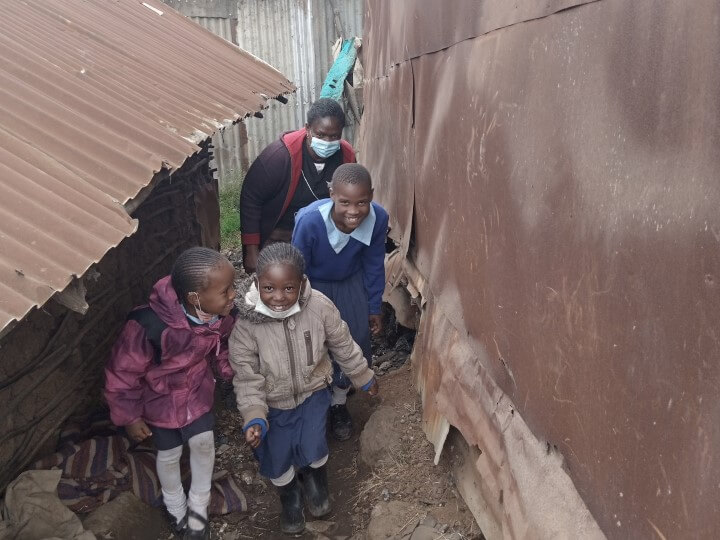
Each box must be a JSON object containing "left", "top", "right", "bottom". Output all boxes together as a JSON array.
[{"left": 292, "top": 163, "right": 388, "bottom": 440}]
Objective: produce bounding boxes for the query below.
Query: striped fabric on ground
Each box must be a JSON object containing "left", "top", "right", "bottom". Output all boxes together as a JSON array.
[{"left": 33, "top": 413, "right": 247, "bottom": 515}]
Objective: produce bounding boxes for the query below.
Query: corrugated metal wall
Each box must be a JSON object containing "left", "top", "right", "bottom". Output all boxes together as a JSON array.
[
  {"left": 237, "top": 0, "right": 364, "bottom": 162},
  {"left": 361, "top": 0, "right": 720, "bottom": 538},
  {"left": 168, "top": 0, "right": 364, "bottom": 183}
]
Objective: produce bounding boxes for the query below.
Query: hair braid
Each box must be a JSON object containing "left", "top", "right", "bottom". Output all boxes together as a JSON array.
[
  {"left": 256, "top": 243, "right": 305, "bottom": 279},
  {"left": 171, "top": 247, "right": 228, "bottom": 301}
]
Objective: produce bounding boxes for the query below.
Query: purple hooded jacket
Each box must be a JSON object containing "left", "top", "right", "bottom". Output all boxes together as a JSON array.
[{"left": 105, "top": 276, "right": 235, "bottom": 429}]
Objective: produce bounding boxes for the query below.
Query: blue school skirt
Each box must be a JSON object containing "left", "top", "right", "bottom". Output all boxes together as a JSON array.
[
  {"left": 311, "top": 270, "right": 372, "bottom": 388},
  {"left": 255, "top": 388, "right": 331, "bottom": 480}
]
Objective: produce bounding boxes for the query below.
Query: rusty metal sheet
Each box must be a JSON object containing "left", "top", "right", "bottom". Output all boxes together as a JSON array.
[
  {"left": 0, "top": 0, "right": 293, "bottom": 334},
  {"left": 363, "top": 0, "right": 600, "bottom": 80},
  {"left": 360, "top": 0, "right": 720, "bottom": 538},
  {"left": 360, "top": 62, "right": 415, "bottom": 254}
]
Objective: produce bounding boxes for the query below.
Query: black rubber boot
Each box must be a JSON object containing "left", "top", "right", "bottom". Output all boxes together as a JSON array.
[
  {"left": 298, "top": 465, "right": 331, "bottom": 518},
  {"left": 277, "top": 476, "right": 305, "bottom": 535},
  {"left": 329, "top": 404, "right": 352, "bottom": 441}
]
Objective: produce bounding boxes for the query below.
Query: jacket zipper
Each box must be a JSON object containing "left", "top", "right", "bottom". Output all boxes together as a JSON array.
[
  {"left": 304, "top": 331, "right": 313, "bottom": 366},
  {"left": 283, "top": 319, "right": 298, "bottom": 407}
]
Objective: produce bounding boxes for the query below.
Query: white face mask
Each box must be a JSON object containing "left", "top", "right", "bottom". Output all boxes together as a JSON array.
[{"left": 254, "top": 297, "right": 301, "bottom": 319}]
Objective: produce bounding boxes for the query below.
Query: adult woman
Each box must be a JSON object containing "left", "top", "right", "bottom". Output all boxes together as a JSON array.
[{"left": 240, "top": 98, "right": 355, "bottom": 274}]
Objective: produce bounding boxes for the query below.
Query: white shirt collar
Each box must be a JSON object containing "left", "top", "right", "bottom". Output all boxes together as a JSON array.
[{"left": 318, "top": 201, "right": 376, "bottom": 254}]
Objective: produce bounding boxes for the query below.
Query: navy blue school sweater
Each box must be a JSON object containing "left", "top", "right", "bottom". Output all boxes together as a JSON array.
[{"left": 292, "top": 199, "right": 388, "bottom": 315}]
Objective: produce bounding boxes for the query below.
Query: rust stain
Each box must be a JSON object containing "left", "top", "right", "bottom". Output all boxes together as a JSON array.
[{"left": 363, "top": 0, "right": 720, "bottom": 537}]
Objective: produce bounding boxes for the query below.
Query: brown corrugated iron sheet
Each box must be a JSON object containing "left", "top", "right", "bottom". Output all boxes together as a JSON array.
[
  {"left": 362, "top": 0, "right": 720, "bottom": 538},
  {"left": 0, "top": 0, "right": 293, "bottom": 333}
]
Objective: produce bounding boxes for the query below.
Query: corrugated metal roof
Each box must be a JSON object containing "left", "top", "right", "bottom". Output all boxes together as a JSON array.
[
  {"left": 0, "top": 0, "right": 294, "bottom": 334},
  {"left": 189, "top": 14, "right": 249, "bottom": 184}
]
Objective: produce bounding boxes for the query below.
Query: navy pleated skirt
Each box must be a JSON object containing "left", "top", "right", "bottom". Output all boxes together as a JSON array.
[
  {"left": 254, "top": 388, "right": 331, "bottom": 479},
  {"left": 310, "top": 270, "right": 372, "bottom": 388}
]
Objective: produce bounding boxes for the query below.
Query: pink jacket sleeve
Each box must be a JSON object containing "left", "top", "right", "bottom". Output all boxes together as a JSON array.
[
  {"left": 214, "top": 343, "right": 234, "bottom": 381},
  {"left": 104, "top": 320, "right": 154, "bottom": 427}
]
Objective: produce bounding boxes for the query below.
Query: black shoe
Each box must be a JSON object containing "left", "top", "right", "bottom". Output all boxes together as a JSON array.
[
  {"left": 298, "top": 465, "right": 331, "bottom": 518},
  {"left": 165, "top": 508, "right": 187, "bottom": 538},
  {"left": 329, "top": 404, "right": 352, "bottom": 441},
  {"left": 277, "top": 477, "right": 305, "bottom": 535},
  {"left": 183, "top": 509, "right": 210, "bottom": 540}
]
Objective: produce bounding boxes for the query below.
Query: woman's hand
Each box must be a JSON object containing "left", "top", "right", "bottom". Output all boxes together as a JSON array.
[
  {"left": 243, "top": 244, "right": 260, "bottom": 275},
  {"left": 245, "top": 424, "right": 263, "bottom": 449},
  {"left": 126, "top": 420, "right": 152, "bottom": 442},
  {"left": 369, "top": 314, "right": 383, "bottom": 336}
]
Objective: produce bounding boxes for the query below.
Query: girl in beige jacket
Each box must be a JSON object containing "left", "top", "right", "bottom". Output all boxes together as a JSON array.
[{"left": 229, "top": 242, "right": 377, "bottom": 535}]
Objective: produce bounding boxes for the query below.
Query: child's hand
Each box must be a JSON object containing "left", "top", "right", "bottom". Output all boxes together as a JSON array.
[
  {"left": 366, "top": 378, "right": 379, "bottom": 396},
  {"left": 245, "top": 424, "right": 263, "bottom": 449},
  {"left": 369, "top": 314, "right": 383, "bottom": 336},
  {"left": 126, "top": 420, "right": 152, "bottom": 442}
]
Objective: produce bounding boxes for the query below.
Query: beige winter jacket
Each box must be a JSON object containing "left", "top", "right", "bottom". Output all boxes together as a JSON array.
[{"left": 229, "top": 277, "right": 375, "bottom": 425}]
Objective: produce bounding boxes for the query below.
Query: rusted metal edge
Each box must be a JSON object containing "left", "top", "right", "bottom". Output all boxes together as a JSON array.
[{"left": 383, "top": 252, "right": 605, "bottom": 539}]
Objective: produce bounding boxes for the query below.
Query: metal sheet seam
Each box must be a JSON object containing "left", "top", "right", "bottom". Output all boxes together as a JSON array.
[{"left": 368, "top": 0, "right": 603, "bottom": 80}]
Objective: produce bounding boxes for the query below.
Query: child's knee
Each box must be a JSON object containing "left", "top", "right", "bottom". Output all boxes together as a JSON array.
[
  {"left": 188, "top": 430, "right": 214, "bottom": 455},
  {"left": 157, "top": 445, "right": 183, "bottom": 464}
]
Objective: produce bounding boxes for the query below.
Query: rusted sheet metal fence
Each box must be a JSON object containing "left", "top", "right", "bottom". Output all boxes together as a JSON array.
[
  {"left": 167, "top": 0, "right": 364, "bottom": 182},
  {"left": 361, "top": 0, "right": 720, "bottom": 538}
]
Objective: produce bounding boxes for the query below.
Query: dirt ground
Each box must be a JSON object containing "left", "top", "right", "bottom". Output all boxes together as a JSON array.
[{"left": 181, "top": 361, "right": 483, "bottom": 540}]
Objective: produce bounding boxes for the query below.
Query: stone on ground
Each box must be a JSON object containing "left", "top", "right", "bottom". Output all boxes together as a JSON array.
[
  {"left": 409, "top": 524, "right": 442, "bottom": 540},
  {"left": 359, "top": 406, "right": 403, "bottom": 467},
  {"left": 82, "top": 492, "right": 164, "bottom": 540},
  {"left": 366, "top": 500, "right": 421, "bottom": 540}
]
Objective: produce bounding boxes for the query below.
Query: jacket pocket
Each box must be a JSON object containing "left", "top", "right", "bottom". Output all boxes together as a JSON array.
[
  {"left": 303, "top": 331, "right": 314, "bottom": 366},
  {"left": 301, "top": 355, "right": 332, "bottom": 385}
]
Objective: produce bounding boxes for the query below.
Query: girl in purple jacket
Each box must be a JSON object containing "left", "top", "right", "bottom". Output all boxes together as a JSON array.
[{"left": 105, "top": 248, "right": 237, "bottom": 540}]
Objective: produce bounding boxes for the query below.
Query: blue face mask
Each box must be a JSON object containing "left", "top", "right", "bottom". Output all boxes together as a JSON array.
[{"left": 310, "top": 137, "right": 341, "bottom": 159}]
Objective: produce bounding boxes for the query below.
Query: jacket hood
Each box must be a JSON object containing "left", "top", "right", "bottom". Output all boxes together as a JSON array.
[
  {"left": 235, "top": 275, "right": 312, "bottom": 324},
  {"left": 148, "top": 276, "right": 188, "bottom": 328}
]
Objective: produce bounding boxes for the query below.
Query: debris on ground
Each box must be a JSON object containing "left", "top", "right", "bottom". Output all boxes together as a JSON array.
[{"left": 371, "top": 305, "right": 416, "bottom": 377}]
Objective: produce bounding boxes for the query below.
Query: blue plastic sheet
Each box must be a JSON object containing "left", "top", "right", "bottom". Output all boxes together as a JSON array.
[{"left": 320, "top": 39, "right": 357, "bottom": 101}]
